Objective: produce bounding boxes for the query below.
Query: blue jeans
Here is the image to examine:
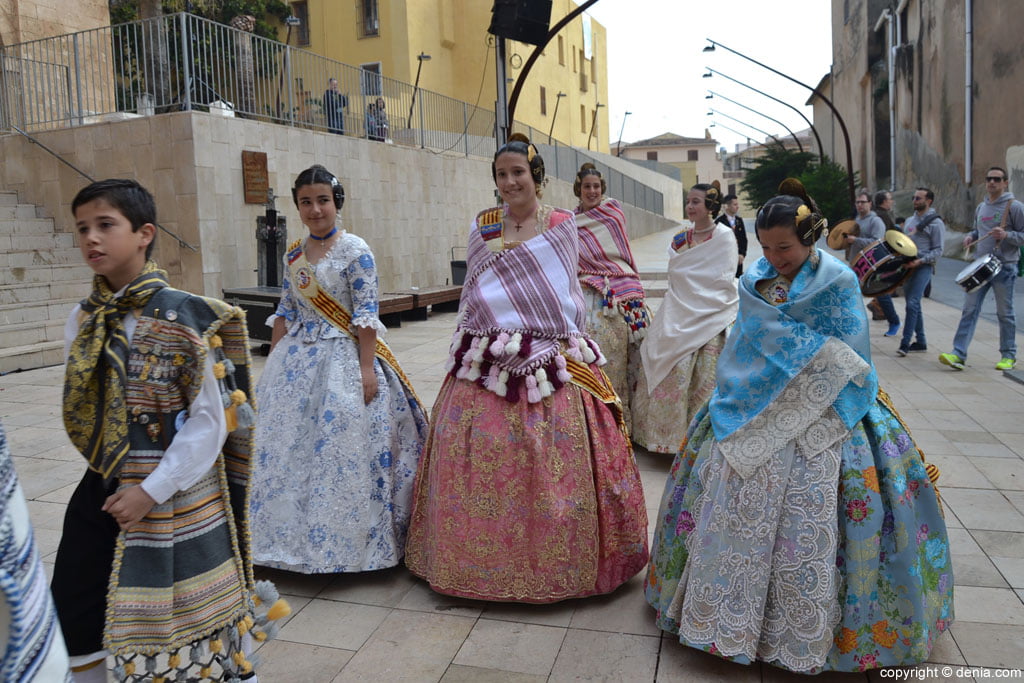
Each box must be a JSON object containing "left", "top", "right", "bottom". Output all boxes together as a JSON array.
[
  {"left": 875, "top": 293, "right": 899, "bottom": 326},
  {"left": 952, "top": 266, "right": 1017, "bottom": 360},
  {"left": 900, "top": 265, "right": 931, "bottom": 348}
]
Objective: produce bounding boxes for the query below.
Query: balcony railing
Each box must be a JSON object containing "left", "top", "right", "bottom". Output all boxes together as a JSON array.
[{"left": 0, "top": 13, "right": 662, "bottom": 216}]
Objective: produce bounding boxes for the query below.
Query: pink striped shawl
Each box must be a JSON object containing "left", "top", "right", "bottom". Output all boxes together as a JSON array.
[
  {"left": 449, "top": 206, "right": 604, "bottom": 402},
  {"left": 575, "top": 199, "right": 644, "bottom": 302}
]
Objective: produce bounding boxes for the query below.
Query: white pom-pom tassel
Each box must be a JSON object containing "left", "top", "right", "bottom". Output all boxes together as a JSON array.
[
  {"left": 579, "top": 338, "right": 596, "bottom": 364},
  {"left": 505, "top": 332, "right": 522, "bottom": 356},
  {"left": 489, "top": 332, "right": 508, "bottom": 357},
  {"left": 535, "top": 368, "right": 553, "bottom": 397},
  {"left": 444, "top": 355, "right": 456, "bottom": 373},
  {"left": 555, "top": 355, "right": 572, "bottom": 383},
  {"left": 473, "top": 336, "right": 488, "bottom": 362},
  {"left": 525, "top": 375, "right": 541, "bottom": 403},
  {"left": 495, "top": 370, "right": 509, "bottom": 397},
  {"left": 485, "top": 364, "right": 501, "bottom": 389},
  {"left": 467, "top": 362, "right": 481, "bottom": 382}
]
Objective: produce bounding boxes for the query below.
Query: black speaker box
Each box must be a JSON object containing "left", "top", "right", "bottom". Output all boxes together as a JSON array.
[{"left": 488, "top": 0, "right": 553, "bottom": 46}]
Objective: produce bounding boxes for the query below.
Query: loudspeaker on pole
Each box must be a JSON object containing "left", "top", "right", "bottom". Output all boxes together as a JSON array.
[{"left": 488, "top": 0, "right": 553, "bottom": 47}]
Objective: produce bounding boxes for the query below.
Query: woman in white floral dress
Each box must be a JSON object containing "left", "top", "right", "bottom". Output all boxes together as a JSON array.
[{"left": 251, "top": 165, "right": 428, "bottom": 573}]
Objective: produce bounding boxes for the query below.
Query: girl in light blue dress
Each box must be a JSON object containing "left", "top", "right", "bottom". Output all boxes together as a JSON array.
[
  {"left": 251, "top": 165, "right": 427, "bottom": 573},
  {"left": 645, "top": 180, "right": 953, "bottom": 673}
]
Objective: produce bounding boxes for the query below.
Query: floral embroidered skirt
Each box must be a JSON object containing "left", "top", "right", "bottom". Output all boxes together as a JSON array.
[
  {"left": 630, "top": 331, "right": 725, "bottom": 454},
  {"left": 405, "top": 372, "right": 649, "bottom": 602},
  {"left": 582, "top": 288, "right": 642, "bottom": 434},
  {"left": 645, "top": 400, "right": 953, "bottom": 672}
]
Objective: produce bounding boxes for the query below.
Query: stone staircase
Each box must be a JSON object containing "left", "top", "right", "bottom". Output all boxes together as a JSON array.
[{"left": 0, "top": 191, "right": 92, "bottom": 374}]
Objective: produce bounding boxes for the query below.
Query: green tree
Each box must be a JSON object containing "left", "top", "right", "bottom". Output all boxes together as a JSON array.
[
  {"left": 740, "top": 144, "right": 815, "bottom": 209},
  {"left": 740, "top": 143, "right": 858, "bottom": 226},
  {"left": 109, "top": 1, "right": 289, "bottom": 39},
  {"left": 799, "top": 157, "right": 858, "bottom": 226}
]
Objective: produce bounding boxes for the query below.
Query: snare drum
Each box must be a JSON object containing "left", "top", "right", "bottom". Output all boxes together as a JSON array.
[
  {"left": 955, "top": 254, "right": 1002, "bottom": 293},
  {"left": 852, "top": 239, "right": 911, "bottom": 296}
]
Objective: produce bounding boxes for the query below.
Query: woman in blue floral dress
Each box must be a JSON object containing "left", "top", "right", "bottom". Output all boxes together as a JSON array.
[
  {"left": 251, "top": 165, "right": 428, "bottom": 573},
  {"left": 645, "top": 180, "right": 953, "bottom": 673}
]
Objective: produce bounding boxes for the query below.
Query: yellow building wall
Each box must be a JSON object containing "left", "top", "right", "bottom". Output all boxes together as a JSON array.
[
  {"left": 281, "top": 0, "right": 609, "bottom": 153},
  {"left": 1, "top": 0, "right": 109, "bottom": 46}
]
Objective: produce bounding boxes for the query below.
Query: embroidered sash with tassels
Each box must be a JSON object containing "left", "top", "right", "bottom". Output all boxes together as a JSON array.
[
  {"left": 575, "top": 199, "right": 650, "bottom": 340},
  {"left": 286, "top": 239, "right": 422, "bottom": 405}
]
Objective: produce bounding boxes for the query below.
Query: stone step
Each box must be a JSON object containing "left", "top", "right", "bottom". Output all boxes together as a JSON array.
[
  {"left": 0, "top": 298, "right": 79, "bottom": 326},
  {"left": 0, "top": 340, "right": 64, "bottom": 376},
  {"left": 0, "top": 231, "right": 76, "bottom": 252},
  {"left": 0, "top": 246, "right": 82, "bottom": 268},
  {"left": 0, "top": 278, "right": 93, "bottom": 306},
  {"left": 641, "top": 281, "right": 668, "bottom": 298},
  {"left": 0, "top": 192, "right": 18, "bottom": 206},
  {"left": 0, "top": 319, "right": 66, "bottom": 349},
  {"left": 0, "top": 262, "right": 94, "bottom": 287},
  {"left": 0, "top": 204, "right": 45, "bottom": 223},
  {"left": 637, "top": 269, "right": 668, "bottom": 281}
]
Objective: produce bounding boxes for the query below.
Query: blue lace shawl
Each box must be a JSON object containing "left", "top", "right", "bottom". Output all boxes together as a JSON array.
[{"left": 709, "top": 250, "right": 878, "bottom": 441}]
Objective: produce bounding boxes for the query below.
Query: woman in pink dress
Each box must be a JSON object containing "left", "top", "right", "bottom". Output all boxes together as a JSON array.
[{"left": 405, "top": 134, "right": 649, "bottom": 602}]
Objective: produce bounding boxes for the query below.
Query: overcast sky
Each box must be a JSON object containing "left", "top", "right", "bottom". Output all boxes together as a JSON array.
[{"left": 582, "top": 0, "right": 834, "bottom": 153}]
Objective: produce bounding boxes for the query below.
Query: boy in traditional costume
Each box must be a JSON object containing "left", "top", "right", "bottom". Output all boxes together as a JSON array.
[{"left": 54, "top": 179, "right": 285, "bottom": 683}]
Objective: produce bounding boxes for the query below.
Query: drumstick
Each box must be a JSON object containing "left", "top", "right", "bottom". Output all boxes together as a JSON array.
[{"left": 964, "top": 231, "right": 995, "bottom": 258}]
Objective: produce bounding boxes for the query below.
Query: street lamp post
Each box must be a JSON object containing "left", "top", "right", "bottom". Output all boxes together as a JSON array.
[
  {"left": 274, "top": 15, "right": 301, "bottom": 121},
  {"left": 707, "top": 91, "right": 803, "bottom": 153},
  {"left": 708, "top": 109, "right": 781, "bottom": 146},
  {"left": 547, "top": 91, "right": 566, "bottom": 144},
  {"left": 704, "top": 38, "right": 854, "bottom": 210},
  {"left": 586, "top": 102, "right": 605, "bottom": 151},
  {"left": 407, "top": 52, "right": 431, "bottom": 129},
  {"left": 616, "top": 111, "right": 632, "bottom": 156},
  {"left": 703, "top": 68, "right": 823, "bottom": 162}
]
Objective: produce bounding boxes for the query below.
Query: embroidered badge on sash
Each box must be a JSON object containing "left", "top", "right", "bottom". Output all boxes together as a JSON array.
[
  {"left": 671, "top": 229, "right": 689, "bottom": 251},
  {"left": 478, "top": 208, "right": 504, "bottom": 241},
  {"left": 295, "top": 266, "right": 313, "bottom": 291},
  {"left": 287, "top": 240, "right": 304, "bottom": 265}
]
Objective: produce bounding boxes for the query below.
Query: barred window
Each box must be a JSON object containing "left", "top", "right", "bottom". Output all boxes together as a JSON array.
[
  {"left": 360, "top": 63, "right": 382, "bottom": 96},
  {"left": 292, "top": 1, "right": 309, "bottom": 46},
  {"left": 360, "top": 0, "right": 379, "bottom": 37}
]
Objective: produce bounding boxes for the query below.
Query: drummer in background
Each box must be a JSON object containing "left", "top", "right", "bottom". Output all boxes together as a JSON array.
[
  {"left": 897, "top": 187, "right": 944, "bottom": 357},
  {"left": 847, "top": 190, "right": 901, "bottom": 337},
  {"left": 939, "top": 166, "right": 1024, "bottom": 371}
]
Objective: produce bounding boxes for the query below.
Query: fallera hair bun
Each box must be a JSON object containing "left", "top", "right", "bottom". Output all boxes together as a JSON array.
[{"left": 508, "top": 132, "right": 531, "bottom": 145}]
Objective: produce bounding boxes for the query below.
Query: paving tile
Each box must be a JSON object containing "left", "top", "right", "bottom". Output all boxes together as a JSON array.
[
  {"left": 35, "top": 481, "right": 76, "bottom": 505},
  {"left": 452, "top": 619, "right": 565, "bottom": 677},
  {"left": 949, "top": 622, "right": 1024, "bottom": 669},
  {"left": 1005, "top": 491, "right": 1024, "bottom": 516},
  {"left": 318, "top": 565, "right": 417, "bottom": 607},
  {"left": 954, "top": 441, "right": 1019, "bottom": 458},
  {"left": 952, "top": 586, "right": 1024, "bottom": 626},
  {"left": 920, "top": 410, "right": 983, "bottom": 433},
  {"left": 439, "top": 665, "right": 546, "bottom": 682},
  {"left": 951, "top": 553, "right": 1010, "bottom": 588},
  {"left": 969, "top": 458, "right": 1024, "bottom": 491},
  {"left": 923, "top": 628, "right": 967, "bottom": 665},
  {"left": 254, "top": 566, "right": 333, "bottom": 599},
  {"left": 972, "top": 530, "right": 1024, "bottom": 558},
  {"left": 765, "top": 666, "right": 867, "bottom": 682},
  {"left": 943, "top": 430, "right": 1002, "bottom": 446},
  {"left": 946, "top": 528, "right": 982, "bottom": 555},
  {"left": 940, "top": 488, "right": 1024, "bottom": 532},
  {"left": 277, "top": 598, "right": 390, "bottom": 650},
  {"left": 993, "top": 433, "right": 1024, "bottom": 458},
  {"left": 548, "top": 628, "right": 659, "bottom": 682},
  {"left": 972, "top": 411, "right": 1024, "bottom": 434},
  {"left": 990, "top": 556, "right": 1024, "bottom": 589},
  {"left": 481, "top": 599, "right": 577, "bottom": 628},
  {"left": 333, "top": 609, "right": 475, "bottom": 683},
  {"left": 655, "top": 636, "right": 761, "bottom": 682},
  {"left": 927, "top": 455, "right": 993, "bottom": 489},
  {"left": 395, "top": 581, "right": 486, "bottom": 618},
  {"left": 568, "top": 574, "right": 661, "bottom": 636},
  {"left": 253, "top": 640, "right": 353, "bottom": 683}
]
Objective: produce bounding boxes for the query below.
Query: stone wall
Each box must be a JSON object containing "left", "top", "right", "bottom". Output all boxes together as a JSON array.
[
  {"left": 0, "top": 111, "right": 677, "bottom": 296},
  {"left": 0, "top": 0, "right": 109, "bottom": 45}
]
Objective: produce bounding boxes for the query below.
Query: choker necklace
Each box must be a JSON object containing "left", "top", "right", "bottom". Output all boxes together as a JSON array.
[{"left": 309, "top": 226, "right": 338, "bottom": 241}]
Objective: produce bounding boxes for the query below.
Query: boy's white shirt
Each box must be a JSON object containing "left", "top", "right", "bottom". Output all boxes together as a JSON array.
[{"left": 63, "top": 288, "right": 227, "bottom": 505}]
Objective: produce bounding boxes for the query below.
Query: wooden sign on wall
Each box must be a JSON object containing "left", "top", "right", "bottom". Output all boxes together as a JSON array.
[{"left": 242, "top": 150, "right": 269, "bottom": 204}]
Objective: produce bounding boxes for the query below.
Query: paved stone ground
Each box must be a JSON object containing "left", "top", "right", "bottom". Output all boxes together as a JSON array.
[{"left": 2, "top": 227, "right": 1023, "bottom": 681}]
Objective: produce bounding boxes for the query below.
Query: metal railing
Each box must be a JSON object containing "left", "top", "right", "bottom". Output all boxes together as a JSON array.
[{"left": 0, "top": 13, "right": 663, "bottom": 215}]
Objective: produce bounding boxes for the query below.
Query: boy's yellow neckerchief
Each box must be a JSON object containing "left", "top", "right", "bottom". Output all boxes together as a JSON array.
[{"left": 63, "top": 260, "right": 168, "bottom": 483}]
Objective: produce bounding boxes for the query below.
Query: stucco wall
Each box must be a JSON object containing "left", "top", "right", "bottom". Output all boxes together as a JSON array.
[{"left": 0, "top": 111, "right": 675, "bottom": 297}]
